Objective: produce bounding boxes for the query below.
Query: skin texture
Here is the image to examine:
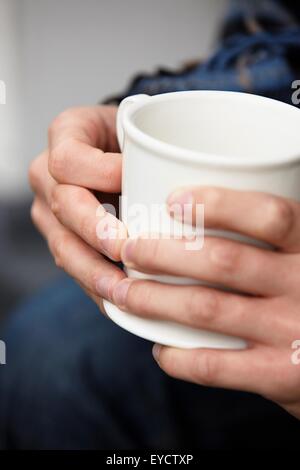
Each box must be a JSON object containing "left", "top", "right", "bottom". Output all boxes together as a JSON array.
[
  {"left": 29, "top": 105, "right": 127, "bottom": 309},
  {"left": 29, "top": 106, "right": 300, "bottom": 420}
]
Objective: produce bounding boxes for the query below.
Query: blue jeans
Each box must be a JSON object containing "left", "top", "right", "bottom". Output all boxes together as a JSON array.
[{"left": 0, "top": 275, "right": 299, "bottom": 449}]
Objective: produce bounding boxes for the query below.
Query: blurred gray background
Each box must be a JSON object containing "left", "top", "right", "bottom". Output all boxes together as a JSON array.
[{"left": 0, "top": 0, "right": 227, "bottom": 316}]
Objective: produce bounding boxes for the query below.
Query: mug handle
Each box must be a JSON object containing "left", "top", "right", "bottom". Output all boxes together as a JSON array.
[{"left": 117, "top": 94, "right": 150, "bottom": 151}]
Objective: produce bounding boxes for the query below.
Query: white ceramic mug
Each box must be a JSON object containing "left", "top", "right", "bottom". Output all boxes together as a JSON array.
[{"left": 104, "top": 90, "right": 300, "bottom": 349}]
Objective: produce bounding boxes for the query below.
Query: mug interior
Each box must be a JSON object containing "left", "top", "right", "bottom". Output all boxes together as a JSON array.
[{"left": 131, "top": 92, "right": 300, "bottom": 163}]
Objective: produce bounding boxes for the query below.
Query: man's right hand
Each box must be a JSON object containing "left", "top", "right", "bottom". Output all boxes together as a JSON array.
[{"left": 29, "top": 105, "right": 127, "bottom": 310}]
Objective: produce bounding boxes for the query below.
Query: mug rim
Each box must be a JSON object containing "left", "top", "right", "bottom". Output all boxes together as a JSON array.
[{"left": 122, "top": 90, "right": 300, "bottom": 170}]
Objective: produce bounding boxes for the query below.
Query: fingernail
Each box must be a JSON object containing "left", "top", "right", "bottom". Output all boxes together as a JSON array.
[
  {"left": 122, "top": 239, "right": 136, "bottom": 266},
  {"left": 97, "top": 213, "right": 127, "bottom": 261},
  {"left": 96, "top": 276, "right": 117, "bottom": 300},
  {"left": 152, "top": 343, "right": 161, "bottom": 364},
  {"left": 113, "top": 278, "right": 134, "bottom": 307},
  {"left": 167, "top": 189, "right": 194, "bottom": 207},
  {"left": 167, "top": 190, "right": 194, "bottom": 223},
  {"left": 101, "top": 226, "right": 119, "bottom": 259}
]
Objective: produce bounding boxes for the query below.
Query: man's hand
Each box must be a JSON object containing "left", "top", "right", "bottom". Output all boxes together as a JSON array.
[
  {"left": 29, "top": 105, "right": 127, "bottom": 309},
  {"left": 112, "top": 186, "right": 300, "bottom": 419}
]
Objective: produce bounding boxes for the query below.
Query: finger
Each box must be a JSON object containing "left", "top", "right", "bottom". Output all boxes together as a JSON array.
[
  {"left": 168, "top": 186, "right": 300, "bottom": 253},
  {"left": 51, "top": 184, "right": 127, "bottom": 261},
  {"left": 48, "top": 106, "right": 118, "bottom": 151},
  {"left": 48, "top": 106, "right": 122, "bottom": 192},
  {"left": 31, "top": 198, "right": 126, "bottom": 300},
  {"left": 77, "top": 281, "right": 106, "bottom": 315},
  {"left": 49, "top": 139, "right": 122, "bottom": 192},
  {"left": 121, "top": 236, "right": 288, "bottom": 296},
  {"left": 29, "top": 150, "right": 56, "bottom": 204},
  {"left": 28, "top": 151, "right": 123, "bottom": 261},
  {"left": 112, "top": 279, "right": 275, "bottom": 343},
  {"left": 152, "top": 345, "right": 270, "bottom": 395},
  {"left": 78, "top": 281, "right": 102, "bottom": 308}
]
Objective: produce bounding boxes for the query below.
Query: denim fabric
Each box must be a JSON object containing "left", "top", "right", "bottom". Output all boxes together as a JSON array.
[
  {"left": 106, "top": 1, "right": 300, "bottom": 107},
  {"left": 121, "top": 30, "right": 300, "bottom": 106},
  {"left": 0, "top": 276, "right": 300, "bottom": 450}
]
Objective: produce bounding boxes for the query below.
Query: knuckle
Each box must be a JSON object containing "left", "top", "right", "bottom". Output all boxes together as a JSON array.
[
  {"left": 48, "top": 140, "right": 71, "bottom": 180},
  {"left": 230, "top": 296, "right": 246, "bottom": 324},
  {"left": 50, "top": 184, "right": 62, "bottom": 216},
  {"left": 211, "top": 240, "right": 240, "bottom": 275},
  {"left": 79, "top": 212, "right": 94, "bottom": 243},
  {"left": 140, "top": 239, "right": 161, "bottom": 269},
  {"left": 89, "top": 270, "right": 113, "bottom": 297},
  {"left": 204, "top": 187, "right": 223, "bottom": 211},
  {"left": 195, "top": 351, "right": 220, "bottom": 386},
  {"left": 50, "top": 233, "right": 69, "bottom": 269},
  {"left": 90, "top": 270, "right": 101, "bottom": 294},
  {"left": 262, "top": 196, "right": 293, "bottom": 243},
  {"left": 48, "top": 108, "right": 77, "bottom": 136},
  {"left": 130, "top": 282, "right": 152, "bottom": 316},
  {"left": 186, "top": 289, "right": 218, "bottom": 326},
  {"left": 71, "top": 185, "right": 90, "bottom": 206},
  {"left": 199, "top": 290, "right": 219, "bottom": 323},
  {"left": 71, "top": 188, "right": 95, "bottom": 236},
  {"left": 28, "top": 157, "right": 41, "bottom": 191},
  {"left": 30, "top": 200, "right": 40, "bottom": 225}
]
